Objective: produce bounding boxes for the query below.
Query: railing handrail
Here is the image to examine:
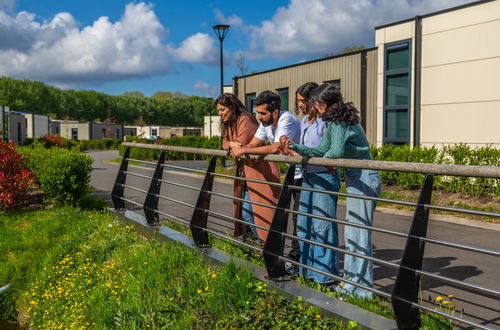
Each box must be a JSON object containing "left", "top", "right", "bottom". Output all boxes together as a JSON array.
[{"left": 121, "top": 142, "right": 500, "bottom": 178}]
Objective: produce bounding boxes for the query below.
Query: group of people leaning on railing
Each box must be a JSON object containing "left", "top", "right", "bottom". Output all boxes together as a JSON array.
[{"left": 215, "top": 82, "right": 381, "bottom": 299}]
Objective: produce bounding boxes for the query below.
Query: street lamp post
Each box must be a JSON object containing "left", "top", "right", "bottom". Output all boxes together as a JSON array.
[{"left": 212, "top": 24, "right": 229, "bottom": 167}]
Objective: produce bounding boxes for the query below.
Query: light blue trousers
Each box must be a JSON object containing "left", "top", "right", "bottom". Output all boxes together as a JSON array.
[
  {"left": 242, "top": 187, "right": 260, "bottom": 242},
  {"left": 340, "top": 168, "right": 382, "bottom": 299},
  {"left": 297, "top": 171, "right": 340, "bottom": 284}
]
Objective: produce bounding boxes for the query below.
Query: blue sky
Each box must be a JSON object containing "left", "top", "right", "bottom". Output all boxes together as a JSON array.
[{"left": 0, "top": 0, "right": 474, "bottom": 97}]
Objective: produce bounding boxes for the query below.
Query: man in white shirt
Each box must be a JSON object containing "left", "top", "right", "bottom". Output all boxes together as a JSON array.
[
  {"left": 230, "top": 90, "right": 302, "bottom": 269},
  {"left": 230, "top": 90, "right": 301, "bottom": 158}
]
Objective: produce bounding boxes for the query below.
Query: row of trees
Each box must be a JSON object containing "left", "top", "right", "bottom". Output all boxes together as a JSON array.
[{"left": 0, "top": 77, "right": 215, "bottom": 126}]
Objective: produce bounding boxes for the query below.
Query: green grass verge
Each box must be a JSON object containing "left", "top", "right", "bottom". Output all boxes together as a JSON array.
[{"left": 0, "top": 207, "right": 345, "bottom": 329}]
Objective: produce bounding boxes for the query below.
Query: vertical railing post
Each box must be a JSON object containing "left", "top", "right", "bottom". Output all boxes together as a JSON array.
[
  {"left": 111, "top": 147, "right": 130, "bottom": 209},
  {"left": 263, "top": 164, "right": 296, "bottom": 281},
  {"left": 143, "top": 151, "right": 166, "bottom": 225},
  {"left": 392, "top": 174, "right": 434, "bottom": 329},
  {"left": 190, "top": 156, "right": 217, "bottom": 247}
]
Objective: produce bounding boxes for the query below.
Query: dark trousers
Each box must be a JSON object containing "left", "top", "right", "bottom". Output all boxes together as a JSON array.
[{"left": 288, "top": 178, "right": 303, "bottom": 261}]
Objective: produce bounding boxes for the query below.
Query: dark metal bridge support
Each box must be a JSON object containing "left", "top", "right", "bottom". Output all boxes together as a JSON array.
[
  {"left": 143, "top": 151, "right": 166, "bottom": 225},
  {"left": 111, "top": 147, "right": 130, "bottom": 209},
  {"left": 263, "top": 164, "right": 296, "bottom": 280},
  {"left": 392, "top": 174, "right": 434, "bottom": 329},
  {"left": 190, "top": 156, "right": 217, "bottom": 247}
]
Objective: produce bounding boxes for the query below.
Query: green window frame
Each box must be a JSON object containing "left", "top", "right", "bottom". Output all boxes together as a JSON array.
[
  {"left": 276, "top": 88, "right": 289, "bottom": 111},
  {"left": 383, "top": 40, "right": 411, "bottom": 145}
]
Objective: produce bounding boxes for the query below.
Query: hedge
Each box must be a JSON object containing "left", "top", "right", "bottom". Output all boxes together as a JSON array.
[
  {"left": 25, "top": 135, "right": 122, "bottom": 151},
  {"left": 371, "top": 144, "right": 499, "bottom": 197},
  {"left": 119, "top": 135, "right": 221, "bottom": 161},
  {"left": 17, "top": 144, "right": 94, "bottom": 204}
]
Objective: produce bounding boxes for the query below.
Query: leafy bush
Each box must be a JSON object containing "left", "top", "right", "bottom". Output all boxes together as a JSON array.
[
  {"left": 372, "top": 144, "right": 499, "bottom": 196},
  {"left": 119, "top": 135, "right": 221, "bottom": 161},
  {"left": 77, "top": 194, "right": 108, "bottom": 210},
  {"left": 0, "top": 140, "right": 35, "bottom": 210},
  {"left": 25, "top": 135, "right": 121, "bottom": 151},
  {"left": 18, "top": 144, "right": 94, "bottom": 204}
]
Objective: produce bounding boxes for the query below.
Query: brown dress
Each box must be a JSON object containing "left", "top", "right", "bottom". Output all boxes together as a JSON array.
[{"left": 222, "top": 113, "right": 281, "bottom": 242}]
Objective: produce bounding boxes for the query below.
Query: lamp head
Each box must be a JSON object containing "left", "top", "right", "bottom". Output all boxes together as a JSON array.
[{"left": 212, "top": 24, "right": 230, "bottom": 41}]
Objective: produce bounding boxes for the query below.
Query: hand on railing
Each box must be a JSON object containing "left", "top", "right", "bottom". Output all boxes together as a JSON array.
[{"left": 279, "top": 135, "right": 298, "bottom": 156}]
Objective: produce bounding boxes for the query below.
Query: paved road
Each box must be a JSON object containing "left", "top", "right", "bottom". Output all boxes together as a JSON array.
[{"left": 89, "top": 150, "right": 500, "bottom": 328}]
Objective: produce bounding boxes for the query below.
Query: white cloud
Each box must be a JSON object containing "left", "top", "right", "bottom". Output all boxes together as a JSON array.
[
  {"left": 193, "top": 80, "right": 219, "bottom": 98},
  {"left": 248, "top": 0, "right": 476, "bottom": 59},
  {"left": 0, "top": 2, "right": 171, "bottom": 87},
  {"left": 0, "top": 0, "right": 15, "bottom": 11},
  {"left": 214, "top": 8, "right": 243, "bottom": 26},
  {"left": 167, "top": 32, "right": 218, "bottom": 64}
]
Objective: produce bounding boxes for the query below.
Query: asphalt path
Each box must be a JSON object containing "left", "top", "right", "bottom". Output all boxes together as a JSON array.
[{"left": 89, "top": 150, "right": 500, "bottom": 328}]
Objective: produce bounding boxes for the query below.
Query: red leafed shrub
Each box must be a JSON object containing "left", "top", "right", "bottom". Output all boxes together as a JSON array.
[
  {"left": 40, "top": 134, "right": 64, "bottom": 148},
  {"left": 0, "top": 139, "right": 36, "bottom": 210}
]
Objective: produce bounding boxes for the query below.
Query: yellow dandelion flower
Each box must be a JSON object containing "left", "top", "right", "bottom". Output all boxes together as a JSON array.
[
  {"left": 211, "top": 273, "right": 217, "bottom": 279},
  {"left": 447, "top": 294, "right": 454, "bottom": 299},
  {"left": 205, "top": 286, "right": 209, "bottom": 291},
  {"left": 144, "top": 262, "right": 149, "bottom": 265},
  {"left": 442, "top": 301, "right": 449, "bottom": 305},
  {"left": 435, "top": 296, "right": 444, "bottom": 302},
  {"left": 197, "top": 289, "right": 202, "bottom": 294},
  {"left": 316, "top": 314, "right": 321, "bottom": 318},
  {"left": 450, "top": 304, "right": 456, "bottom": 308}
]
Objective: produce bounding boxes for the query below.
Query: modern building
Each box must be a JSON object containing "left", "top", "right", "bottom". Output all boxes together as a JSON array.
[
  {"left": 232, "top": 0, "right": 500, "bottom": 148},
  {"left": 125, "top": 125, "right": 203, "bottom": 139},
  {"left": 56, "top": 121, "right": 123, "bottom": 140},
  {"left": 375, "top": 0, "right": 500, "bottom": 148},
  {"left": 233, "top": 49, "right": 379, "bottom": 144},
  {"left": 20, "top": 113, "right": 50, "bottom": 138},
  {"left": 0, "top": 106, "right": 26, "bottom": 145}
]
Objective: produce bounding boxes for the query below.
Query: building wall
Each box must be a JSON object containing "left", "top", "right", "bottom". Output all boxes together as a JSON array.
[
  {"left": 23, "top": 114, "right": 50, "bottom": 138},
  {"left": 203, "top": 116, "right": 221, "bottom": 138},
  {"left": 88, "top": 123, "right": 123, "bottom": 140},
  {"left": 376, "top": 0, "right": 500, "bottom": 148},
  {"left": 123, "top": 127, "right": 137, "bottom": 137},
  {"left": 8, "top": 113, "right": 26, "bottom": 145},
  {"left": 59, "top": 122, "right": 90, "bottom": 140},
  {"left": 419, "top": 0, "right": 500, "bottom": 148},
  {"left": 234, "top": 49, "right": 378, "bottom": 145}
]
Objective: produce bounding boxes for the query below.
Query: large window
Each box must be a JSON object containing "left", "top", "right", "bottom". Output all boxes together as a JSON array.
[
  {"left": 245, "top": 93, "right": 256, "bottom": 113},
  {"left": 276, "top": 88, "right": 289, "bottom": 111},
  {"left": 384, "top": 40, "right": 411, "bottom": 144}
]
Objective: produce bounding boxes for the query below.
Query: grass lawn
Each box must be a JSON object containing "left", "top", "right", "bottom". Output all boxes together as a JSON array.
[{"left": 0, "top": 207, "right": 345, "bottom": 329}]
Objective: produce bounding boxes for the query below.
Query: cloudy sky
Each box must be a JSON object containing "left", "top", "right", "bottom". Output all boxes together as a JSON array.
[{"left": 0, "top": 0, "right": 475, "bottom": 97}]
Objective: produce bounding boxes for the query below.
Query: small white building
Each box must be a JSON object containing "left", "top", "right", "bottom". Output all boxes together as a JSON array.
[
  {"left": 0, "top": 106, "right": 27, "bottom": 145},
  {"left": 203, "top": 116, "right": 221, "bottom": 138}
]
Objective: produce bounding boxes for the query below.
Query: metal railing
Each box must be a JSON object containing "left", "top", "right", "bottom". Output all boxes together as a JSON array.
[{"left": 111, "top": 142, "right": 500, "bottom": 329}]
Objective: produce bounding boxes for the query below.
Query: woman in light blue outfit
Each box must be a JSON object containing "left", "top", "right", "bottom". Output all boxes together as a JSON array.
[
  {"left": 281, "top": 83, "right": 381, "bottom": 299},
  {"left": 284, "top": 82, "right": 341, "bottom": 285}
]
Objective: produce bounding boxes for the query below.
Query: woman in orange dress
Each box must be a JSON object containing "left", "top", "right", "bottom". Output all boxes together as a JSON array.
[{"left": 216, "top": 93, "right": 281, "bottom": 243}]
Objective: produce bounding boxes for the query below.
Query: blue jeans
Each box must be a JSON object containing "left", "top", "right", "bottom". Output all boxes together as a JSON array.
[
  {"left": 242, "top": 187, "right": 260, "bottom": 242},
  {"left": 297, "top": 171, "right": 340, "bottom": 284},
  {"left": 340, "top": 168, "right": 381, "bottom": 299}
]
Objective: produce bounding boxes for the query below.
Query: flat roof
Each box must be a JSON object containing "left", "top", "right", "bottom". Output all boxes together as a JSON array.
[
  {"left": 235, "top": 47, "right": 377, "bottom": 79},
  {"left": 375, "top": 0, "right": 494, "bottom": 30}
]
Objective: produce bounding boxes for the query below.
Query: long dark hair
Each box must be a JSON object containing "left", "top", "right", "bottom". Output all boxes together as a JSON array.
[
  {"left": 311, "top": 83, "right": 360, "bottom": 126},
  {"left": 214, "top": 93, "right": 256, "bottom": 126},
  {"left": 294, "top": 82, "right": 318, "bottom": 115}
]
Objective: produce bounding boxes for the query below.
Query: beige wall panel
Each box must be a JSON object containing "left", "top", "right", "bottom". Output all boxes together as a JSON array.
[
  {"left": 422, "top": 19, "right": 500, "bottom": 67},
  {"left": 375, "top": 28, "right": 385, "bottom": 46},
  {"left": 423, "top": 1, "right": 500, "bottom": 35},
  {"left": 421, "top": 57, "right": 500, "bottom": 105},
  {"left": 382, "top": 21, "right": 414, "bottom": 45},
  {"left": 420, "top": 101, "right": 500, "bottom": 147}
]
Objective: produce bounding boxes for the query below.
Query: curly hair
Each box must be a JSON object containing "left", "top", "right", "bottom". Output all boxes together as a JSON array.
[
  {"left": 294, "top": 82, "right": 318, "bottom": 115},
  {"left": 254, "top": 90, "right": 281, "bottom": 112},
  {"left": 215, "top": 93, "right": 256, "bottom": 126},
  {"left": 311, "top": 83, "right": 360, "bottom": 126}
]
